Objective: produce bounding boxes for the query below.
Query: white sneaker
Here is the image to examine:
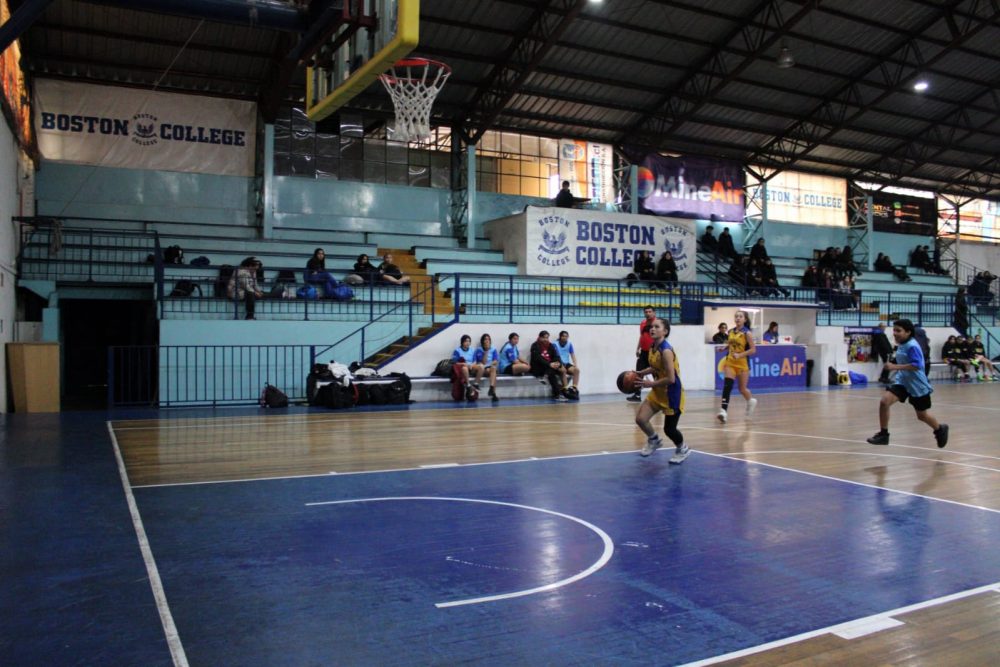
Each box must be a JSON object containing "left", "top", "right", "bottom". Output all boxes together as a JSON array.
[
  {"left": 746, "top": 398, "right": 758, "bottom": 417},
  {"left": 669, "top": 444, "right": 690, "bottom": 464},
  {"left": 640, "top": 437, "right": 663, "bottom": 457},
  {"left": 716, "top": 408, "right": 728, "bottom": 424}
]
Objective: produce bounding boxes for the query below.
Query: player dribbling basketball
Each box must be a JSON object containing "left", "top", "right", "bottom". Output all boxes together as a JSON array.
[{"left": 634, "top": 318, "right": 690, "bottom": 463}]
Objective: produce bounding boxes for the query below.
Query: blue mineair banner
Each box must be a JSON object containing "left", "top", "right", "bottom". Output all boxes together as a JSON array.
[
  {"left": 713, "top": 344, "right": 808, "bottom": 389},
  {"left": 522, "top": 207, "right": 696, "bottom": 280},
  {"left": 638, "top": 154, "right": 745, "bottom": 221}
]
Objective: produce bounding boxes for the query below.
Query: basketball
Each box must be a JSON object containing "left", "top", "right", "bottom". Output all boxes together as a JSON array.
[{"left": 616, "top": 370, "right": 639, "bottom": 394}]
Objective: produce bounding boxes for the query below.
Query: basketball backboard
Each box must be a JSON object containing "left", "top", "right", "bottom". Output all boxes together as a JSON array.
[{"left": 306, "top": 0, "right": 419, "bottom": 122}]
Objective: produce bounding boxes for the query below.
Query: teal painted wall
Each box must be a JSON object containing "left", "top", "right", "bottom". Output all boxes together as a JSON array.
[
  {"left": 271, "top": 176, "right": 451, "bottom": 236},
  {"left": 36, "top": 163, "right": 254, "bottom": 226}
]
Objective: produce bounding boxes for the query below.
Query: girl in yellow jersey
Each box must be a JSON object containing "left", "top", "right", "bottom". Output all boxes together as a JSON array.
[
  {"left": 635, "top": 318, "right": 690, "bottom": 464},
  {"left": 717, "top": 310, "right": 757, "bottom": 424}
]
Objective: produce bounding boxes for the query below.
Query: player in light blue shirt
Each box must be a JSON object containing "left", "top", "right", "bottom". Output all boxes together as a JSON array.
[
  {"left": 472, "top": 333, "right": 500, "bottom": 402},
  {"left": 867, "top": 319, "right": 948, "bottom": 448},
  {"left": 555, "top": 330, "right": 581, "bottom": 392},
  {"left": 498, "top": 333, "right": 530, "bottom": 376}
]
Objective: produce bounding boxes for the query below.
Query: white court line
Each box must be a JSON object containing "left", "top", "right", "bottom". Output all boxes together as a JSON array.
[
  {"left": 837, "top": 390, "right": 1000, "bottom": 412},
  {"left": 678, "top": 581, "right": 1000, "bottom": 666},
  {"left": 706, "top": 450, "right": 1000, "bottom": 515},
  {"left": 723, "top": 449, "right": 1000, "bottom": 475},
  {"left": 305, "top": 496, "right": 615, "bottom": 608},
  {"left": 109, "top": 399, "right": 631, "bottom": 432},
  {"left": 106, "top": 422, "right": 189, "bottom": 667},
  {"left": 131, "top": 450, "right": 631, "bottom": 489}
]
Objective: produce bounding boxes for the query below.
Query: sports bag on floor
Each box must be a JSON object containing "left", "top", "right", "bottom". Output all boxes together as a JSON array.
[{"left": 260, "top": 383, "right": 288, "bottom": 408}]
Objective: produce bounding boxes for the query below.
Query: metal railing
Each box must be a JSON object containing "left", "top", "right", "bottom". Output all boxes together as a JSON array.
[{"left": 17, "top": 218, "right": 160, "bottom": 282}]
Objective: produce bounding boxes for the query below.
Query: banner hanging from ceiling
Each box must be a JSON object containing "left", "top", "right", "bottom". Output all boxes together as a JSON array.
[
  {"left": 747, "top": 170, "right": 846, "bottom": 226},
  {"left": 638, "top": 154, "right": 745, "bottom": 221},
  {"left": 558, "top": 138, "right": 614, "bottom": 203},
  {"left": 868, "top": 191, "right": 937, "bottom": 235},
  {"left": 34, "top": 79, "right": 256, "bottom": 177}
]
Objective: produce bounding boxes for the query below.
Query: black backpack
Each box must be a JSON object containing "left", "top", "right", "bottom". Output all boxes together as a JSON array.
[
  {"left": 260, "top": 383, "right": 288, "bottom": 408},
  {"left": 306, "top": 364, "right": 336, "bottom": 405},
  {"left": 384, "top": 373, "right": 412, "bottom": 404},
  {"left": 432, "top": 359, "right": 453, "bottom": 377},
  {"left": 190, "top": 256, "right": 211, "bottom": 267},
  {"left": 164, "top": 245, "right": 184, "bottom": 264},
  {"left": 277, "top": 269, "right": 296, "bottom": 283},
  {"left": 215, "top": 265, "right": 235, "bottom": 297},
  {"left": 169, "top": 280, "right": 201, "bottom": 297}
]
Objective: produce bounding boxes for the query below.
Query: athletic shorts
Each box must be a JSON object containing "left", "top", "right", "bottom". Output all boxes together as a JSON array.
[
  {"left": 501, "top": 366, "right": 515, "bottom": 375},
  {"left": 888, "top": 384, "right": 932, "bottom": 412}
]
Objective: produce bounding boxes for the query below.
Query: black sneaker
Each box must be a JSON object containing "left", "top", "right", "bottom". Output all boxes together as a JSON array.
[
  {"left": 626, "top": 394, "right": 641, "bottom": 402},
  {"left": 934, "top": 424, "right": 949, "bottom": 448},
  {"left": 867, "top": 431, "right": 889, "bottom": 445}
]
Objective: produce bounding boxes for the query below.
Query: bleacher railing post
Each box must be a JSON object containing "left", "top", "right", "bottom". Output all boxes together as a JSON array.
[
  {"left": 616, "top": 280, "right": 622, "bottom": 324},
  {"left": 508, "top": 275, "right": 514, "bottom": 323},
  {"left": 88, "top": 229, "right": 94, "bottom": 282},
  {"left": 369, "top": 277, "right": 374, "bottom": 322},
  {"left": 361, "top": 329, "right": 366, "bottom": 364},
  {"left": 455, "top": 274, "right": 461, "bottom": 322},
  {"left": 107, "top": 346, "right": 115, "bottom": 409},
  {"left": 559, "top": 277, "right": 565, "bottom": 324},
  {"left": 918, "top": 293, "right": 924, "bottom": 325}
]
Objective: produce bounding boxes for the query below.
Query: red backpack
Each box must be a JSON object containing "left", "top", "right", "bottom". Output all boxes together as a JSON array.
[{"left": 450, "top": 362, "right": 477, "bottom": 401}]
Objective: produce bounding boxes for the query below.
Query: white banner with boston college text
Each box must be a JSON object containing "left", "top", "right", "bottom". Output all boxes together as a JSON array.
[
  {"left": 526, "top": 207, "right": 696, "bottom": 280},
  {"left": 35, "top": 79, "right": 256, "bottom": 177}
]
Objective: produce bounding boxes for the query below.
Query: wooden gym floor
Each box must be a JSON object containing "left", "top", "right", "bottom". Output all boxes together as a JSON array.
[{"left": 2, "top": 382, "right": 999, "bottom": 665}]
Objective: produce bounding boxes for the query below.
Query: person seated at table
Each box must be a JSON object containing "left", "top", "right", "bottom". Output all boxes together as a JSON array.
[
  {"left": 711, "top": 322, "right": 729, "bottom": 344},
  {"left": 762, "top": 321, "right": 780, "bottom": 344}
]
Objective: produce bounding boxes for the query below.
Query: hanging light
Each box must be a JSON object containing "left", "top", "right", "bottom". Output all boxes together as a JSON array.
[{"left": 776, "top": 43, "right": 795, "bottom": 69}]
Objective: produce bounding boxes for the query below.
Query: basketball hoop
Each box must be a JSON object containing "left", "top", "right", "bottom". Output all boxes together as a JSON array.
[{"left": 378, "top": 58, "right": 450, "bottom": 143}]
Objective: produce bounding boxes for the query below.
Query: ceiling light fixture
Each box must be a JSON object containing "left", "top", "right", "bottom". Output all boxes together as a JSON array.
[
  {"left": 776, "top": 43, "right": 795, "bottom": 69},
  {"left": 913, "top": 80, "right": 929, "bottom": 92}
]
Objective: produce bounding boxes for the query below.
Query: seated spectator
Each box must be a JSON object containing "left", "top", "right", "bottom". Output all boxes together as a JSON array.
[
  {"left": 728, "top": 255, "right": 747, "bottom": 285},
  {"left": 968, "top": 270, "right": 996, "bottom": 304},
  {"left": 749, "top": 238, "right": 769, "bottom": 262},
  {"left": 970, "top": 334, "right": 998, "bottom": 380},
  {"left": 227, "top": 257, "right": 263, "bottom": 320},
  {"left": 473, "top": 333, "right": 500, "bottom": 402},
  {"left": 718, "top": 227, "right": 739, "bottom": 261},
  {"left": 700, "top": 225, "right": 718, "bottom": 254},
  {"left": 817, "top": 247, "right": 838, "bottom": 274},
  {"left": 838, "top": 244, "right": 862, "bottom": 276},
  {"left": 834, "top": 275, "right": 859, "bottom": 310},
  {"left": 625, "top": 250, "right": 656, "bottom": 287},
  {"left": 759, "top": 258, "right": 789, "bottom": 296},
  {"left": 711, "top": 322, "right": 729, "bottom": 344},
  {"left": 941, "top": 335, "right": 971, "bottom": 381},
  {"left": 450, "top": 334, "right": 480, "bottom": 390},
  {"left": 378, "top": 252, "right": 411, "bottom": 286},
  {"left": 762, "top": 321, "right": 779, "bottom": 344},
  {"left": 554, "top": 330, "right": 581, "bottom": 391},
  {"left": 656, "top": 250, "right": 678, "bottom": 285},
  {"left": 499, "top": 332, "right": 530, "bottom": 376},
  {"left": 554, "top": 180, "right": 575, "bottom": 208},
  {"left": 801, "top": 265, "right": 819, "bottom": 288},
  {"left": 909, "top": 244, "right": 927, "bottom": 269},
  {"left": 529, "top": 330, "right": 568, "bottom": 399},
  {"left": 305, "top": 248, "right": 340, "bottom": 296},
  {"left": 345, "top": 253, "right": 377, "bottom": 285},
  {"left": 874, "top": 252, "right": 911, "bottom": 282}
]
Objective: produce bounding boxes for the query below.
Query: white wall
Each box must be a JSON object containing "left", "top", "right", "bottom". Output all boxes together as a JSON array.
[
  {"left": 958, "top": 240, "right": 1000, "bottom": 277},
  {"left": 0, "top": 118, "right": 27, "bottom": 413}
]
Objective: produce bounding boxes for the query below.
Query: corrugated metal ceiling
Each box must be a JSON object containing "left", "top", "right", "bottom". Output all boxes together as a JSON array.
[{"left": 11, "top": 0, "right": 1000, "bottom": 196}]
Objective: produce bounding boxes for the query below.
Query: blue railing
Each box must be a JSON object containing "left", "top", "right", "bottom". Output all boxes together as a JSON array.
[{"left": 17, "top": 219, "right": 160, "bottom": 282}]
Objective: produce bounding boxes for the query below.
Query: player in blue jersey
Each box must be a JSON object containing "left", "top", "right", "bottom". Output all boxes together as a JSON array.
[
  {"left": 635, "top": 318, "right": 690, "bottom": 464},
  {"left": 473, "top": 333, "right": 500, "bottom": 402},
  {"left": 867, "top": 318, "right": 949, "bottom": 448}
]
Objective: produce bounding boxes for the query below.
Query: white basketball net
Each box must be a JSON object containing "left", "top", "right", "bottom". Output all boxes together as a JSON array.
[{"left": 378, "top": 59, "right": 450, "bottom": 143}]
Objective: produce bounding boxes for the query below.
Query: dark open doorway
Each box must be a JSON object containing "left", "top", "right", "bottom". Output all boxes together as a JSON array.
[{"left": 60, "top": 299, "right": 157, "bottom": 410}]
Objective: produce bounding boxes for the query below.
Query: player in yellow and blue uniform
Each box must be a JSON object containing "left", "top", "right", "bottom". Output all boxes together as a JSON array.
[
  {"left": 634, "top": 318, "right": 690, "bottom": 464},
  {"left": 717, "top": 310, "right": 757, "bottom": 424}
]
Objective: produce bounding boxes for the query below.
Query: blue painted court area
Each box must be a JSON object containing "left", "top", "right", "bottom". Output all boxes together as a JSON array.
[{"left": 136, "top": 452, "right": 1000, "bottom": 666}]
